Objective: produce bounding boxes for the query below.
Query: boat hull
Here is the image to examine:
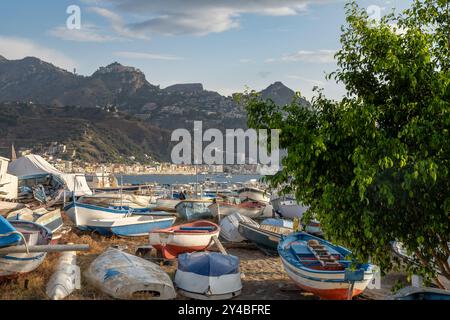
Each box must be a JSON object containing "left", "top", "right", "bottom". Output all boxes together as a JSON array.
[
  {"left": 64, "top": 202, "right": 127, "bottom": 227},
  {"left": 81, "top": 216, "right": 176, "bottom": 237}
]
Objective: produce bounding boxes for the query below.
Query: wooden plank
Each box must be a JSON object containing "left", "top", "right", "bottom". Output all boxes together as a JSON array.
[
  {"left": 0, "top": 244, "right": 90, "bottom": 254},
  {"left": 212, "top": 235, "right": 228, "bottom": 255}
]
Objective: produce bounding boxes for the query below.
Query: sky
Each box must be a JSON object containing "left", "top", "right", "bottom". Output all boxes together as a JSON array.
[{"left": 0, "top": 0, "right": 412, "bottom": 100}]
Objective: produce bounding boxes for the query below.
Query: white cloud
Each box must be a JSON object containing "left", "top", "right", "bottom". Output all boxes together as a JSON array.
[
  {"left": 49, "top": 24, "right": 119, "bottom": 42},
  {"left": 114, "top": 51, "right": 183, "bottom": 61},
  {"left": 81, "top": 0, "right": 333, "bottom": 37},
  {"left": 268, "top": 49, "right": 336, "bottom": 63},
  {"left": 0, "top": 35, "right": 76, "bottom": 70}
]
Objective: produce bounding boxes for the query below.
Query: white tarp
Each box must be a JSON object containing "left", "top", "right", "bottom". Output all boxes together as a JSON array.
[
  {"left": 0, "top": 156, "right": 18, "bottom": 200},
  {"left": 7, "top": 155, "right": 92, "bottom": 196}
]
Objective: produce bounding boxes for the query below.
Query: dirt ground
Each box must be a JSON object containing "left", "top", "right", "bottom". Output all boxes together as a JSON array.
[{"left": 0, "top": 213, "right": 403, "bottom": 300}]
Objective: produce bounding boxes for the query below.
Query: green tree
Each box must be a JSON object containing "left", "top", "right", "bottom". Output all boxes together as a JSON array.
[{"left": 240, "top": 0, "right": 449, "bottom": 286}]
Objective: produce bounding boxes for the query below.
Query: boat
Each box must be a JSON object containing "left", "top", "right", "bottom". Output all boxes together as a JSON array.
[
  {"left": 238, "top": 219, "right": 293, "bottom": 254},
  {"left": 85, "top": 247, "right": 176, "bottom": 300},
  {"left": 237, "top": 187, "right": 270, "bottom": 203},
  {"left": 175, "top": 199, "right": 213, "bottom": 221},
  {"left": 271, "top": 196, "right": 309, "bottom": 219},
  {"left": 209, "top": 200, "right": 267, "bottom": 219},
  {"left": 0, "top": 216, "right": 52, "bottom": 278},
  {"left": 219, "top": 213, "right": 260, "bottom": 242},
  {"left": 153, "top": 198, "right": 181, "bottom": 212},
  {"left": 46, "top": 250, "right": 80, "bottom": 300},
  {"left": 175, "top": 252, "right": 242, "bottom": 300},
  {"left": 7, "top": 207, "right": 63, "bottom": 235},
  {"left": 278, "top": 232, "right": 375, "bottom": 300},
  {"left": 0, "top": 201, "right": 25, "bottom": 216},
  {"left": 149, "top": 220, "right": 220, "bottom": 259},
  {"left": 304, "top": 219, "right": 324, "bottom": 237},
  {"left": 387, "top": 286, "right": 450, "bottom": 300},
  {"left": 81, "top": 215, "right": 176, "bottom": 237}
]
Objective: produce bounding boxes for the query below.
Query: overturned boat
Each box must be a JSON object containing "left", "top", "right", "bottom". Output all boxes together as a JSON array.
[
  {"left": 7, "top": 207, "right": 63, "bottom": 235},
  {"left": 85, "top": 247, "right": 176, "bottom": 300},
  {"left": 209, "top": 200, "right": 267, "bottom": 219},
  {"left": 175, "top": 199, "right": 213, "bottom": 221},
  {"left": 175, "top": 252, "right": 242, "bottom": 300},
  {"left": 271, "top": 196, "right": 309, "bottom": 219}
]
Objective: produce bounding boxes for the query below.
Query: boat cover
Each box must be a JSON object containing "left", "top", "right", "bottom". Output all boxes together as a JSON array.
[
  {"left": 0, "top": 216, "right": 21, "bottom": 248},
  {"left": 178, "top": 252, "right": 239, "bottom": 277},
  {"left": 7, "top": 155, "right": 92, "bottom": 196}
]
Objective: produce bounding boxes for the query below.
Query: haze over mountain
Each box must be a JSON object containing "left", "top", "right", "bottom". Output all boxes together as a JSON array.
[{"left": 0, "top": 55, "right": 308, "bottom": 162}]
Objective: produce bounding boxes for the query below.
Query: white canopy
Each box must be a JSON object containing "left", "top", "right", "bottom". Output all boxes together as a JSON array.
[
  {"left": 7, "top": 155, "right": 92, "bottom": 196},
  {"left": 0, "top": 156, "right": 18, "bottom": 200}
]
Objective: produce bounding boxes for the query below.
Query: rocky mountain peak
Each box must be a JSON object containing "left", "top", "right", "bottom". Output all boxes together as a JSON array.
[{"left": 163, "top": 83, "right": 204, "bottom": 94}]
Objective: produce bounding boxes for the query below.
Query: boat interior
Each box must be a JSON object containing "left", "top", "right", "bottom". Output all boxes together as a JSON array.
[{"left": 290, "top": 239, "right": 349, "bottom": 271}]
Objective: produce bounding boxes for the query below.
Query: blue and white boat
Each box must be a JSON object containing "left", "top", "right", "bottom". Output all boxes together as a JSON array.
[
  {"left": 0, "top": 216, "right": 52, "bottom": 278},
  {"left": 175, "top": 252, "right": 242, "bottom": 300},
  {"left": 64, "top": 197, "right": 173, "bottom": 228},
  {"left": 388, "top": 286, "right": 450, "bottom": 300},
  {"left": 78, "top": 215, "right": 176, "bottom": 237},
  {"left": 175, "top": 199, "right": 213, "bottom": 221},
  {"left": 278, "top": 232, "right": 374, "bottom": 300}
]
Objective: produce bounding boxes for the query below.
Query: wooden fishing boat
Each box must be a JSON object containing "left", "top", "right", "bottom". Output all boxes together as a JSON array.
[
  {"left": 278, "top": 232, "right": 374, "bottom": 300},
  {"left": 238, "top": 219, "right": 293, "bottom": 254},
  {"left": 271, "top": 196, "right": 309, "bottom": 219},
  {"left": 85, "top": 248, "right": 176, "bottom": 300},
  {"left": 0, "top": 216, "right": 52, "bottom": 278},
  {"left": 175, "top": 252, "right": 242, "bottom": 300},
  {"left": 209, "top": 201, "right": 266, "bottom": 219},
  {"left": 81, "top": 215, "right": 176, "bottom": 237},
  {"left": 7, "top": 207, "right": 63, "bottom": 234},
  {"left": 175, "top": 199, "right": 213, "bottom": 221},
  {"left": 219, "top": 213, "right": 260, "bottom": 242},
  {"left": 149, "top": 220, "right": 220, "bottom": 259}
]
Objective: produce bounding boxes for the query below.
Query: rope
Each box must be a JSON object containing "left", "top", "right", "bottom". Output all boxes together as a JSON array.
[{"left": 0, "top": 230, "right": 30, "bottom": 254}]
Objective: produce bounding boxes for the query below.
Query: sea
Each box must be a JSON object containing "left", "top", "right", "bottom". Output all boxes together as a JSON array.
[{"left": 120, "top": 174, "right": 263, "bottom": 185}]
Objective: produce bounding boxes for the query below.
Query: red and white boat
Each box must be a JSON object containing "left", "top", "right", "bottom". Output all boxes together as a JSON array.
[{"left": 149, "top": 220, "right": 220, "bottom": 259}]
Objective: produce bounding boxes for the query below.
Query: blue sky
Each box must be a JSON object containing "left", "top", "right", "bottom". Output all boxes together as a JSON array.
[{"left": 0, "top": 0, "right": 411, "bottom": 100}]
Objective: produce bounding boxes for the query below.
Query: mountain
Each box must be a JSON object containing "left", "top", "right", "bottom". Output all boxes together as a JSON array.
[
  {"left": 0, "top": 101, "right": 172, "bottom": 163},
  {"left": 0, "top": 55, "right": 307, "bottom": 161}
]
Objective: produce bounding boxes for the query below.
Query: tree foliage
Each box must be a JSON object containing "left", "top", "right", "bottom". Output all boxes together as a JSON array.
[{"left": 240, "top": 0, "right": 450, "bottom": 285}]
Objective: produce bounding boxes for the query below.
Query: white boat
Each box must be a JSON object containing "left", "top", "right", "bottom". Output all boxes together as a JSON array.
[
  {"left": 271, "top": 196, "right": 309, "bottom": 219},
  {"left": 237, "top": 187, "right": 270, "bottom": 203},
  {"left": 7, "top": 207, "right": 63, "bottom": 235},
  {"left": 209, "top": 201, "right": 266, "bottom": 219},
  {"left": 175, "top": 252, "right": 242, "bottom": 300},
  {"left": 84, "top": 215, "right": 176, "bottom": 237},
  {"left": 154, "top": 198, "right": 181, "bottom": 211},
  {"left": 46, "top": 250, "right": 80, "bottom": 300},
  {"left": 219, "top": 213, "right": 260, "bottom": 242},
  {"left": 0, "top": 217, "right": 52, "bottom": 278},
  {"left": 85, "top": 247, "right": 176, "bottom": 300},
  {"left": 64, "top": 200, "right": 128, "bottom": 227}
]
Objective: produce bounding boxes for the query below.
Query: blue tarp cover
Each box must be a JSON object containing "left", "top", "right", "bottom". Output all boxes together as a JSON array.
[
  {"left": 0, "top": 216, "right": 21, "bottom": 248},
  {"left": 178, "top": 252, "right": 240, "bottom": 277}
]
